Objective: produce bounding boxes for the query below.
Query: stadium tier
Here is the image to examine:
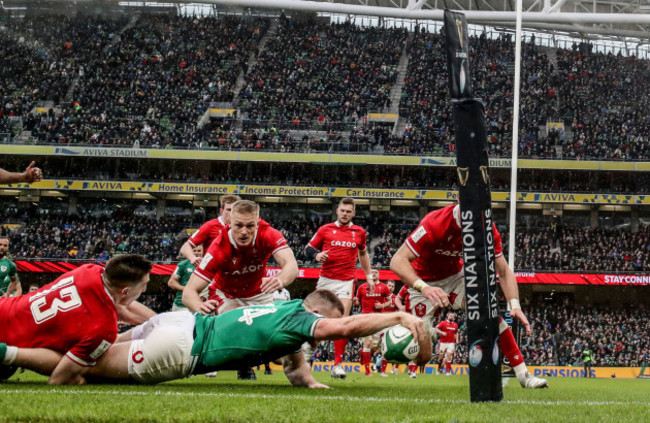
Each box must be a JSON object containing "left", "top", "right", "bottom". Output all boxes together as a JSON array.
[{"left": 1, "top": 13, "right": 650, "bottom": 159}]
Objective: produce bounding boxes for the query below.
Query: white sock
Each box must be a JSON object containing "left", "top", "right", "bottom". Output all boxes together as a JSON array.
[
  {"left": 2, "top": 346, "right": 18, "bottom": 365},
  {"left": 513, "top": 363, "right": 528, "bottom": 378}
]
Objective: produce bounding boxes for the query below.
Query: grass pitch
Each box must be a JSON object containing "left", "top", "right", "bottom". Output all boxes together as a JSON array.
[{"left": 0, "top": 370, "right": 647, "bottom": 422}]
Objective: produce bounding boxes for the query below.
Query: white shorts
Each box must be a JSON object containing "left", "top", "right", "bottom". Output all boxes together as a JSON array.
[
  {"left": 213, "top": 289, "right": 274, "bottom": 314},
  {"left": 408, "top": 271, "right": 465, "bottom": 329},
  {"left": 316, "top": 276, "right": 354, "bottom": 300},
  {"left": 128, "top": 311, "right": 195, "bottom": 384},
  {"left": 439, "top": 342, "right": 456, "bottom": 354}
]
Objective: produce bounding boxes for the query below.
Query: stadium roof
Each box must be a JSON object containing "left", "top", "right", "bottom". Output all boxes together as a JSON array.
[
  {"left": 194, "top": 0, "right": 650, "bottom": 42},
  {"left": 6, "top": 0, "right": 650, "bottom": 43}
]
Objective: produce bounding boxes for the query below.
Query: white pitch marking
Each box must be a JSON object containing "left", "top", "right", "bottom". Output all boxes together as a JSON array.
[{"left": 0, "top": 388, "right": 647, "bottom": 407}]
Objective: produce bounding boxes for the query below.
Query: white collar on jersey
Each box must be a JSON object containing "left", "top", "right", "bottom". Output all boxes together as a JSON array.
[
  {"left": 334, "top": 220, "right": 352, "bottom": 228},
  {"left": 452, "top": 204, "right": 461, "bottom": 227},
  {"left": 228, "top": 228, "right": 258, "bottom": 250},
  {"left": 218, "top": 215, "right": 226, "bottom": 226}
]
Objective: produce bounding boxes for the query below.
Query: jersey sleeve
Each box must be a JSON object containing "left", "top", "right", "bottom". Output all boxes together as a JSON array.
[
  {"left": 8, "top": 261, "right": 17, "bottom": 277},
  {"left": 264, "top": 227, "right": 289, "bottom": 256},
  {"left": 66, "top": 328, "right": 115, "bottom": 367},
  {"left": 492, "top": 224, "right": 504, "bottom": 257},
  {"left": 172, "top": 261, "right": 186, "bottom": 278},
  {"left": 307, "top": 227, "right": 326, "bottom": 250},
  {"left": 404, "top": 218, "right": 435, "bottom": 258},
  {"left": 436, "top": 321, "right": 445, "bottom": 331},
  {"left": 194, "top": 244, "right": 222, "bottom": 284},
  {"left": 282, "top": 311, "right": 324, "bottom": 341},
  {"left": 188, "top": 222, "right": 211, "bottom": 248}
]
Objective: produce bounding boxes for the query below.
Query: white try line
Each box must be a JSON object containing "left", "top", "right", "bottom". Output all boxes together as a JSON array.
[{"left": 0, "top": 388, "right": 647, "bottom": 407}]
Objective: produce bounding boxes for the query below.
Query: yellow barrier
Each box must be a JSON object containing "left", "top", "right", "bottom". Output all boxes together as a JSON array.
[
  {"left": 306, "top": 362, "right": 644, "bottom": 379},
  {"left": 7, "top": 180, "right": 650, "bottom": 205},
  {"left": 2, "top": 145, "right": 650, "bottom": 171}
]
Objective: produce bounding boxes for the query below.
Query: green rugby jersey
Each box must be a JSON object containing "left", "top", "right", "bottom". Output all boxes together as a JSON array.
[
  {"left": 191, "top": 299, "right": 322, "bottom": 373},
  {"left": 172, "top": 259, "right": 196, "bottom": 308},
  {"left": 0, "top": 258, "right": 17, "bottom": 295}
]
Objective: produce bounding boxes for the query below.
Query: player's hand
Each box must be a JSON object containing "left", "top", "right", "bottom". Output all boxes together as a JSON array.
[
  {"left": 261, "top": 276, "right": 284, "bottom": 293},
  {"left": 191, "top": 256, "right": 202, "bottom": 267},
  {"left": 421, "top": 285, "right": 449, "bottom": 309},
  {"left": 199, "top": 299, "right": 219, "bottom": 315},
  {"left": 439, "top": 331, "right": 447, "bottom": 337},
  {"left": 511, "top": 308, "right": 532, "bottom": 336},
  {"left": 315, "top": 251, "right": 329, "bottom": 263},
  {"left": 398, "top": 312, "right": 426, "bottom": 342},
  {"left": 23, "top": 161, "right": 43, "bottom": 183},
  {"left": 374, "top": 302, "right": 383, "bottom": 310},
  {"left": 307, "top": 381, "right": 330, "bottom": 389}
]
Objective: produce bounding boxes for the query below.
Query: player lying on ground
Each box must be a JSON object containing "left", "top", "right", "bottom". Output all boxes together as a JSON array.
[
  {"left": 1, "top": 290, "right": 432, "bottom": 387},
  {"left": 0, "top": 255, "right": 154, "bottom": 384}
]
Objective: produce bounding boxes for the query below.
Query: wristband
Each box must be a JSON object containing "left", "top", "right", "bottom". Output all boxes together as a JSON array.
[
  {"left": 509, "top": 299, "right": 521, "bottom": 310},
  {"left": 413, "top": 279, "right": 428, "bottom": 293}
]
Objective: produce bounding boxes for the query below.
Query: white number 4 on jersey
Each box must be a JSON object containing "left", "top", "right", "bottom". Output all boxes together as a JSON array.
[{"left": 237, "top": 307, "right": 277, "bottom": 325}]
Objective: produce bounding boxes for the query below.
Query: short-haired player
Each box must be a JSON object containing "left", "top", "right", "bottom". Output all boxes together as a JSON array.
[
  {"left": 435, "top": 311, "right": 459, "bottom": 376},
  {"left": 305, "top": 197, "right": 376, "bottom": 379}
]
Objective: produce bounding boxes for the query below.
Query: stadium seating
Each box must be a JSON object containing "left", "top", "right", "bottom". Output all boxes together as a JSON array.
[{"left": 3, "top": 13, "right": 650, "bottom": 160}]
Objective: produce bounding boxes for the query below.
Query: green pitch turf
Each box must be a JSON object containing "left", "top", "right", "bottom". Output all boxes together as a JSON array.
[{"left": 0, "top": 370, "right": 647, "bottom": 422}]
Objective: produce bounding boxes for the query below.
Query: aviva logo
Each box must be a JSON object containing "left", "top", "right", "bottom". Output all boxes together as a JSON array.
[
  {"left": 54, "top": 147, "right": 81, "bottom": 155},
  {"left": 419, "top": 158, "right": 450, "bottom": 166}
]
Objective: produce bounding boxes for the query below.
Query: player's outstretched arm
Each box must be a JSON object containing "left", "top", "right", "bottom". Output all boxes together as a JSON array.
[
  {"left": 314, "top": 312, "right": 432, "bottom": 365},
  {"left": 282, "top": 351, "right": 329, "bottom": 389},
  {"left": 495, "top": 255, "right": 531, "bottom": 335}
]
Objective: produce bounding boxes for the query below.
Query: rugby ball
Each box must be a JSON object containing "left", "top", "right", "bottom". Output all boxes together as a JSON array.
[{"left": 381, "top": 325, "right": 420, "bottom": 363}]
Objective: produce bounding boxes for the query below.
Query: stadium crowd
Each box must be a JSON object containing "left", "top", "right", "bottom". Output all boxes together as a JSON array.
[
  {"left": 523, "top": 297, "right": 650, "bottom": 368},
  {"left": 2, "top": 13, "right": 650, "bottom": 160},
  {"left": 2, "top": 206, "right": 650, "bottom": 274}
]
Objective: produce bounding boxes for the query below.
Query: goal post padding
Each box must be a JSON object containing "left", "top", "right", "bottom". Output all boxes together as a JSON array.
[{"left": 444, "top": 9, "right": 503, "bottom": 402}]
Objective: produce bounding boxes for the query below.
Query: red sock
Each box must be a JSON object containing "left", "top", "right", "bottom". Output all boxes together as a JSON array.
[
  {"left": 446, "top": 361, "right": 451, "bottom": 373},
  {"left": 498, "top": 317, "right": 525, "bottom": 367},
  {"left": 381, "top": 359, "right": 388, "bottom": 374},
  {"left": 334, "top": 339, "right": 348, "bottom": 365},
  {"left": 362, "top": 350, "right": 371, "bottom": 375},
  {"left": 408, "top": 363, "right": 418, "bottom": 373}
]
